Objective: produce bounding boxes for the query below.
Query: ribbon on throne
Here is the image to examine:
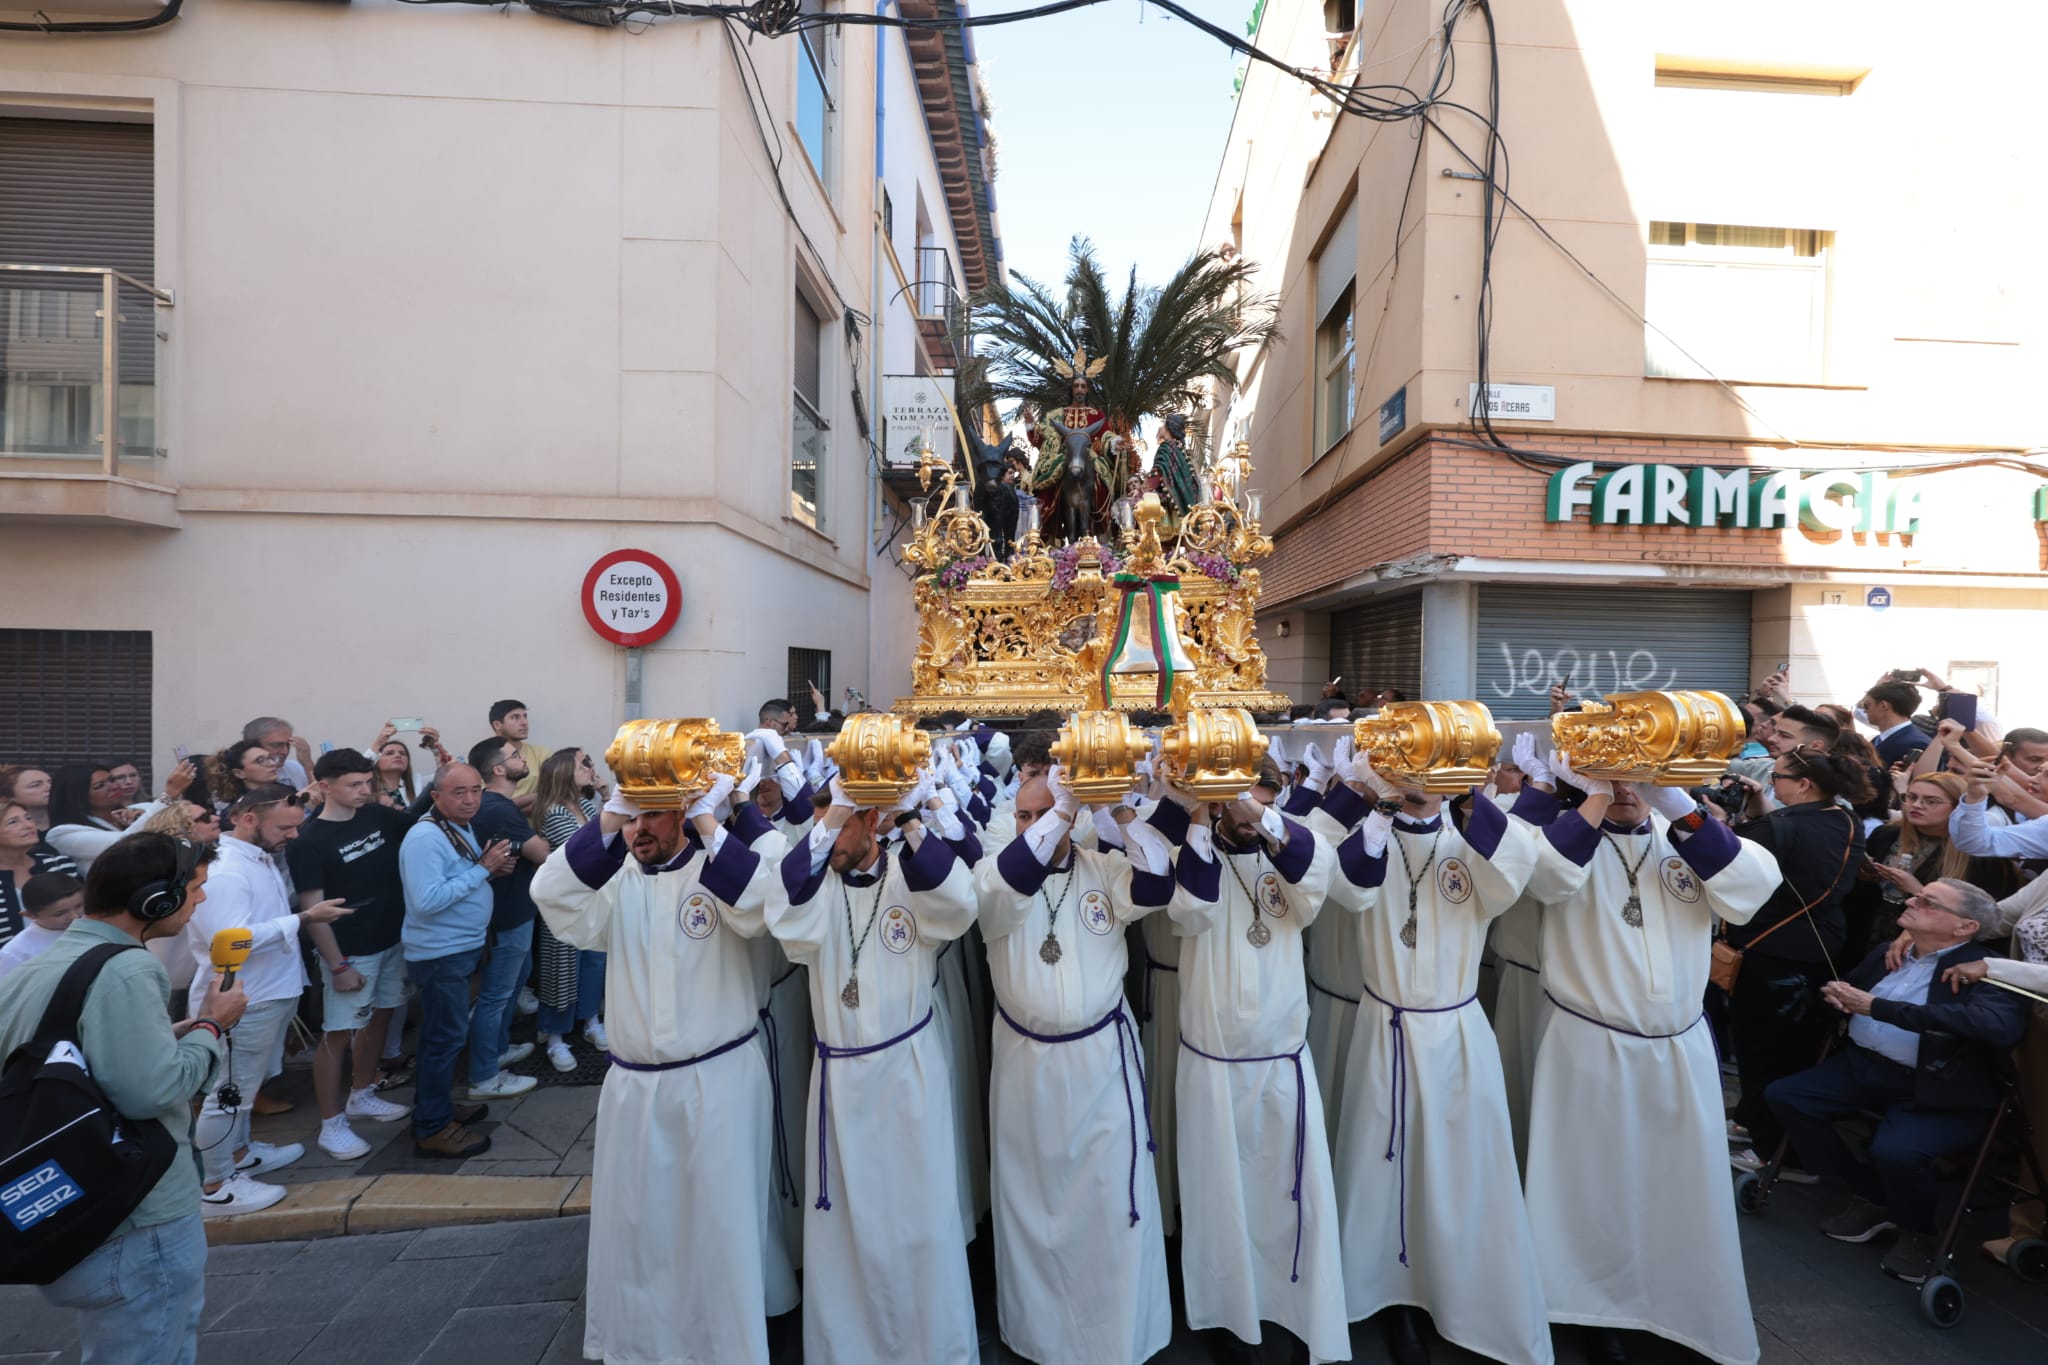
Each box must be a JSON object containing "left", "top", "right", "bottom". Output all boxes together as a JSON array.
[{"left": 1102, "top": 572, "right": 1192, "bottom": 708}]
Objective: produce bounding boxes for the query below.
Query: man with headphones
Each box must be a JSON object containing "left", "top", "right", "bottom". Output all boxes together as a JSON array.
[{"left": 0, "top": 832, "right": 246, "bottom": 1364}]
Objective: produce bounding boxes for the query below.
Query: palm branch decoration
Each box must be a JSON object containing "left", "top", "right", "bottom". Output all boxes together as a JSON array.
[{"left": 970, "top": 236, "right": 1280, "bottom": 435}]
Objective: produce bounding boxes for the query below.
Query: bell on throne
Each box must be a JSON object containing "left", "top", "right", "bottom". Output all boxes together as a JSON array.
[{"left": 1107, "top": 590, "right": 1198, "bottom": 678}]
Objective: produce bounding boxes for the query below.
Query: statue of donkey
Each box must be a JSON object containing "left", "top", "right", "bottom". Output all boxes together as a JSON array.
[{"left": 1048, "top": 414, "right": 1107, "bottom": 543}]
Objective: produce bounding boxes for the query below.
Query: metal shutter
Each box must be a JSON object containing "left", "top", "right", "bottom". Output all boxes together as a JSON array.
[
  {"left": 1477, "top": 585, "right": 1753, "bottom": 719},
  {"left": 0, "top": 630, "right": 155, "bottom": 784},
  {"left": 1329, "top": 591, "right": 1422, "bottom": 703},
  {"left": 0, "top": 118, "right": 156, "bottom": 396}
]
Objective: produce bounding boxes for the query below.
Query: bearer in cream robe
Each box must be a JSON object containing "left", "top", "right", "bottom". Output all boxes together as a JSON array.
[
  {"left": 1169, "top": 766, "right": 1348, "bottom": 1363},
  {"left": 1523, "top": 760, "right": 1780, "bottom": 1365},
  {"left": 768, "top": 778, "right": 982, "bottom": 1365},
  {"left": 1296, "top": 740, "right": 1368, "bottom": 1150},
  {"left": 1489, "top": 735, "right": 1563, "bottom": 1168},
  {"left": 929, "top": 744, "right": 990, "bottom": 1243},
  {"left": 974, "top": 769, "right": 1172, "bottom": 1365},
  {"left": 1321, "top": 752, "right": 1551, "bottom": 1365},
  {"left": 531, "top": 775, "right": 797, "bottom": 1365}
]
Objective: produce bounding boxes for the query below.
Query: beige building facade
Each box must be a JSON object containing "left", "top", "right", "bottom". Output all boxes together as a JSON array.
[
  {"left": 0, "top": 0, "right": 1000, "bottom": 780},
  {"left": 1199, "top": 0, "right": 2043, "bottom": 720}
]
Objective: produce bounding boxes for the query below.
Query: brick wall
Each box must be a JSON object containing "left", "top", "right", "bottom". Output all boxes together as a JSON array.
[{"left": 1261, "top": 431, "right": 2047, "bottom": 607}]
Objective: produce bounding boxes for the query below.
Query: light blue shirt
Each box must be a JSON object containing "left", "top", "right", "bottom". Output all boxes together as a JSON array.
[
  {"left": 1951, "top": 797, "right": 2048, "bottom": 860},
  {"left": 1848, "top": 943, "right": 1963, "bottom": 1067},
  {"left": 398, "top": 817, "right": 493, "bottom": 961}
]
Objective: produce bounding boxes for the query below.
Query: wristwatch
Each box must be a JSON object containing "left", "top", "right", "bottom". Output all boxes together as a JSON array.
[{"left": 1374, "top": 798, "right": 1403, "bottom": 816}]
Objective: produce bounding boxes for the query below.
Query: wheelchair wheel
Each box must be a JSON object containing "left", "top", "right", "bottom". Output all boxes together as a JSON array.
[
  {"left": 1733, "top": 1171, "right": 1768, "bottom": 1215},
  {"left": 1919, "top": 1275, "right": 1964, "bottom": 1329},
  {"left": 2010, "top": 1237, "right": 2048, "bottom": 1283}
]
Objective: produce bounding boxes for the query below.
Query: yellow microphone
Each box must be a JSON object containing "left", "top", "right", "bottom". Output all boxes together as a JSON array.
[{"left": 210, "top": 929, "right": 254, "bottom": 991}]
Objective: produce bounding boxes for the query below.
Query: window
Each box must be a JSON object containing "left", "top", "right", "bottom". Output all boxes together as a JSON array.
[
  {"left": 1324, "top": 0, "right": 1357, "bottom": 69},
  {"left": 1317, "top": 289, "right": 1356, "bottom": 451},
  {"left": 1312, "top": 196, "right": 1357, "bottom": 452},
  {"left": 0, "top": 629, "right": 153, "bottom": 777},
  {"left": 792, "top": 288, "right": 828, "bottom": 529},
  {"left": 796, "top": 0, "right": 838, "bottom": 187},
  {"left": 1645, "top": 221, "right": 1832, "bottom": 384},
  {"left": 787, "top": 648, "right": 832, "bottom": 726}
]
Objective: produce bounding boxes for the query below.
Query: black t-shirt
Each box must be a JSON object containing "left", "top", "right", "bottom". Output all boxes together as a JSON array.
[
  {"left": 286, "top": 804, "right": 411, "bottom": 957},
  {"left": 473, "top": 791, "right": 539, "bottom": 932}
]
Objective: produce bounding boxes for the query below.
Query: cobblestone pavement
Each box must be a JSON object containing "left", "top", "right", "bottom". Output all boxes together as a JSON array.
[{"left": 1, "top": 1176, "right": 2043, "bottom": 1364}]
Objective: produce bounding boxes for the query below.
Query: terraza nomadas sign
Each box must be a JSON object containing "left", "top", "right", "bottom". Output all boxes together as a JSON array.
[{"left": 1544, "top": 461, "right": 1924, "bottom": 534}]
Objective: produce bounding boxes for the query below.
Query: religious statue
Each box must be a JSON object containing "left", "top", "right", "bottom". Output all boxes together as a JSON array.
[
  {"left": 1139, "top": 412, "right": 1202, "bottom": 535},
  {"left": 1029, "top": 348, "right": 1117, "bottom": 542}
]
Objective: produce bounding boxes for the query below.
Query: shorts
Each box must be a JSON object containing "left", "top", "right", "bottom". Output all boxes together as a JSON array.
[{"left": 318, "top": 943, "right": 407, "bottom": 1032}]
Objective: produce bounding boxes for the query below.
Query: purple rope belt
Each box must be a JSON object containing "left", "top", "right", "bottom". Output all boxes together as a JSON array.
[
  {"left": 1179, "top": 1033, "right": 1310, "bottom": 1283},
  {"left": 998, "top": 1002, "right": 1155, "bottom": 1226},
  {"left": 1544, "top": 992, "right": 1702, "bottom": 1040},
  {"left": 1359, "top": 983, "right": 1478, "bottom": 1268},
  {"left": 1307, "top": 972, "right": 1361, "bottom": 1006},
  {"left": 757, "top": 1006, "right": 798, "bottom": 1207},
  {"left": 1497, "top": 956, "right": 1538, "bottom": 975},
  {"left": 811, "top": 1008, "right": 934, "bottom": 1211},
  {"left": 606, "top": 1025, "right": 758, "bottom": 1073},
  {"left": 770, "top": 961, "right": 803, "bottom": 990}
]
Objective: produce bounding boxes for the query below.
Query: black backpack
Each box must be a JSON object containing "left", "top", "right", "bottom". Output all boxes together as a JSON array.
[{"left": 0, "top": 942, "right": 177, "bottom": 1284}]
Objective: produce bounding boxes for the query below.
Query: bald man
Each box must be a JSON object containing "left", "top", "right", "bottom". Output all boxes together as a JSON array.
[
  {"left": 398, "top": 763, "right": 517, "bottom": 1158},
  {"left": 973, "top": 769, "right": 1175, "bottom": 1365}
]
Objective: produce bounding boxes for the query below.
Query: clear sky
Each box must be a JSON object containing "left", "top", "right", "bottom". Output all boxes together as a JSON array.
[{"left": 971, "top": 0, "right": 1249, "bottom": 295}]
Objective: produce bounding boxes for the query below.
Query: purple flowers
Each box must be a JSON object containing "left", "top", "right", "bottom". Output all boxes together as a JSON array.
[
  {"left": 935, "top": 554, "right": 992, "bottom": 590},
  {"left": 1190, "top": 552, "right": 1241, "bottom": 584},
  {"left": 1049, "top": 543, "right": 1123, "bottom": 593}
]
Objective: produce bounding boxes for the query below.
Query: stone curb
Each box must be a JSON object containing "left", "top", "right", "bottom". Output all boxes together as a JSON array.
[{"left": 203, "top": 1174, "right": 593, "bottom": 1246}]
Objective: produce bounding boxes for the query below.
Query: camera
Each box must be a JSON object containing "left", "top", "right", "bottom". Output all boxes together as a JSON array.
[{"left": 1697, "top": 774, "right": 1747, "bottom": 812}]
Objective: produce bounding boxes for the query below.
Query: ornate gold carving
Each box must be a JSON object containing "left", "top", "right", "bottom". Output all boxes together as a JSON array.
[
  {"left": 1550, "top": 689, "right": 1747, "bottom": 786},
  {"left": 827, "top": 713, "right": 935, "bottom": 806},
  {"left": 1050, "top": 710, "right": 1153, "bottom": 805},
  {"left": 1158, "top": 707, "right": 1270, "bottom": 801},
  {"left": 1352, "top": 701, "right": 1502, "bottom": 795},
  {"left": 604, "top": 719, "right": 746, "bottom": 810}
]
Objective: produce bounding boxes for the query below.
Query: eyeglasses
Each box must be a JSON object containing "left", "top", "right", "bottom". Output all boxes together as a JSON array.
[
  {"left": 1905, "top": 890, "right": 1962, "bottom": 915},
  {"left": 244, "top": 753, "right": 282, "bottom": 768}
]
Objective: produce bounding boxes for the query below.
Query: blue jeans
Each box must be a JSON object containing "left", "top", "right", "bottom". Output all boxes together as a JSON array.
[
  {"left": 43, "top": 1212, "right": 206, "bottom": 1365},
  {"left": 468, "top": 921, "right": 533, "bottom": 1085},
  {"left": 409, "top": 945, "right": 483, "bottom": 1139},
  {"left": 538, "top": 950, "right": 607, "bottom": 1035}
]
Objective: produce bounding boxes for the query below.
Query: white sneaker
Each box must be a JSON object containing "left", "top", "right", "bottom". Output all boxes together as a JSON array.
[
  {"left": 516, "top": 987, "right": 540, "bottom": 1017},
  {"left": 346, "top": 1089, "right": 412, "bottom": 1123},
  {"left": 202, "top": 1173, "right": 288, "bottom": 1218},
  {"left": 583, "top": 1018, "right": 609, "bottom": 1052},
  {"left": 234, "top": 1140, "right": 305, "bottom": 1176},
  {"left": 318, "top": 1119, "right": 370, "bottom": 1160},
  {"left": 499, "top": 1042, "right": 535, "bottom": 1068},
  {"left": 545, "top": 1037, "right": 577, "bottom": 1073},
  {"left": 469, "top": 1071, "right": 538, "bottom": 1099}
]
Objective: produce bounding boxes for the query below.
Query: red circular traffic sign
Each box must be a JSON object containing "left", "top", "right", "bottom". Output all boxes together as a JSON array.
[{"left": 581, "top": 549, "right": 682, "bottom": 647}]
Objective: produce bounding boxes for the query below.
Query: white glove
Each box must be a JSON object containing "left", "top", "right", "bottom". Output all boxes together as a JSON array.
[
  {"left": 737, "top": 756, "right": 764, "bottom": 798},
  {"left": 603, "top": 789, "right": 643, "bottom": 819},
  {"left": 1048, "top": 764, "right": 1081, "bottom": 822},
  {"left": 1550, "top": 750, "right": 1613, "bottom": 798},
  {"left": 804, "top": 739, "right": 827, "bottom": 786},
  {"left": 1266, "top": 733, "right": 1290, "bottom": 771},
  {"left": 1256, "top": 801, "right": 1288, "bottom": 846},
  {"left": 1640, "top": 782, "right": 1697, "bottom": 820},
  {"left": 1302, "top": 742, "right": 1333, "bottom": 793},
  {"left": 1357, "top": 753, "right": 1400, "bottom": 800},
  {"left": 746, "top": 727, "right": 787, "bottom": 761},
  {"left": 892, "top": 771, "right": 935, "bottom": 814},
  {"left": 828, "top": 777, "right": 857, "bottom": 810},
  {"left": 984, "top": 730, "right": 1012, "bottom": 774},
  {"left": 959, "top": 737, "right": 982, "bottom": 772},
  {"left": 953, "top": 718, "right": 974, "bottom": 732},
  {"left": 1512, "top": 733, "right": 1552, "bottom": 788},
  {"left": 1091, "top": 805, "right": 1127, "bottom": 850},
  {"left": 686, "top": 772, "right": 736, "bottom": 820},
  {"left": 1357, "top": 809, "right": 1394, "bottom": 860},
  {"left": 1332, "top": 736, "right": 1363, "bottom": 786}
]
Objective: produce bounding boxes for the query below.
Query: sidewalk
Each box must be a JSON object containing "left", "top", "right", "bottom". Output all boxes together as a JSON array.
[{"left": 208, "top": 1011, "right": 605, "bottom": 1244}]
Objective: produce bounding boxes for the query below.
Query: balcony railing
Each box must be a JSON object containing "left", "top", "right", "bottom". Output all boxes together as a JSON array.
[{"left": 1, "top": 263, "right": 173, "bottom": 482}]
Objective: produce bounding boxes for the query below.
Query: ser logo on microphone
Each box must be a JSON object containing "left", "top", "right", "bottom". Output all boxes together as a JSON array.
[{"left": 210, "top": 928, "right": 255, "bottom": 990}]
